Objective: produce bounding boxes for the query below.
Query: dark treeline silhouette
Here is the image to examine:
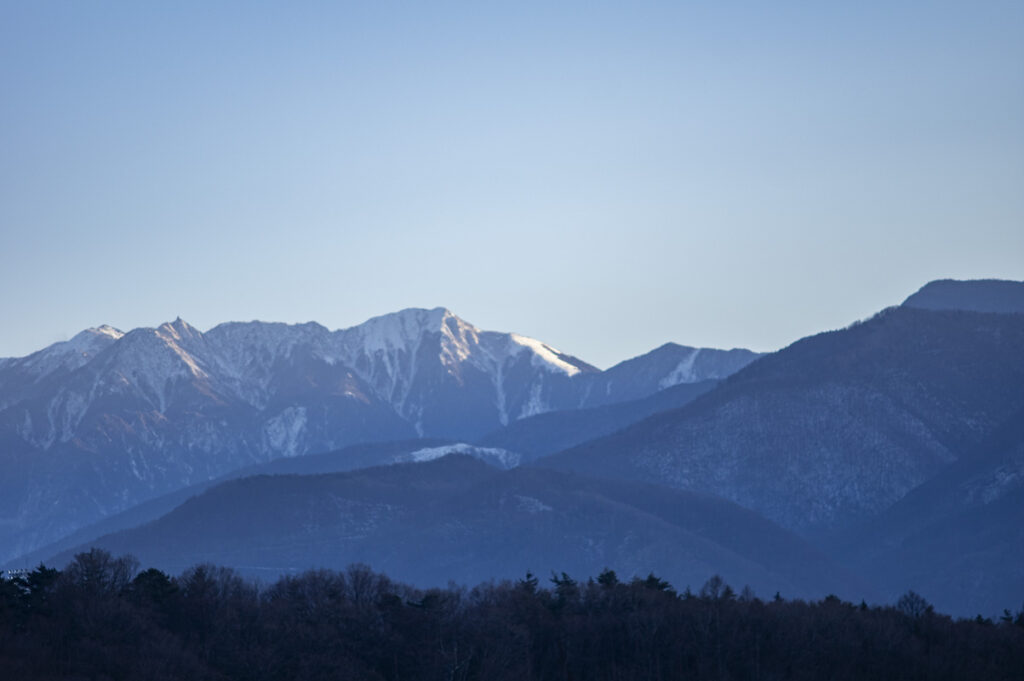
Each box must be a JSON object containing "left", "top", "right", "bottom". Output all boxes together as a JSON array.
[{"left": 2, "top": 550, "right": 1023, "bottom": 680}]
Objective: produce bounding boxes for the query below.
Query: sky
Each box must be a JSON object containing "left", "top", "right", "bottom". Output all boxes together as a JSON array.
[{"left": 2, "top": 1, "right": 1022, "bottom": 369}]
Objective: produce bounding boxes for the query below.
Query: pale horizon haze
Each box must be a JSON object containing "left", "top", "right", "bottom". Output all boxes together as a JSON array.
[{"left": 2, "top": 2, "right": 1022, "bottom": 368}]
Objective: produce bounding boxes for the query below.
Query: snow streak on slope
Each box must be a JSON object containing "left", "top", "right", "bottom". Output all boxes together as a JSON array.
[
  {"left": 659, "top": 348, "right": 701, "bottom": 388},
  {"left": 507, "top": 334, "right": 584, "bottom": 376}
]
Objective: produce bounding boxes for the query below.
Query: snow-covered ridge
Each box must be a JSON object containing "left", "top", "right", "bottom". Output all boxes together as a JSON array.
[
  {"left": 0, "top": 308, "right": 599, "bottom": 433},
  {"left": 339, "top": 307, "right": 453, "bottom": 355},
  {"left": 327, "top": 308, "right": 592, "bottom": 423},
  {"left": 20, "top": 325, "right": 125, "bottom": 377},
  {"left": 0, "top": 307, "right": 761, "bottom": 454},
  {"left": 508, "top": 334, "right": 585, "bottom": 376},
  {"left": 2, "top": 308, "right": 583, "bottom": 391},
  {"left": 403, "top": 443, "right": 521, "bottom": 469}
]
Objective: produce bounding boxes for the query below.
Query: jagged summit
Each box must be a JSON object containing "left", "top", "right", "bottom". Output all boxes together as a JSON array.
[
  {"left": 0, "top": 307, "right": 762, "bottom": 431},
  {"left": 342, "top": 306, "right": 464, "bottom": 354},
  {"left": 157, "top": 317, "right": 201, "bottom": 341}
]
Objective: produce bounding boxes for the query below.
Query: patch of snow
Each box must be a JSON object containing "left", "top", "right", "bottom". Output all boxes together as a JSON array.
[
  {"left": 508, "top": 334, "right": 582, "bottom": 376},
  {"left": 404, "top": 443, "right": 521, "bottom": 469},
  {"left": 16, "top": 409, "right": 32, "bottom": 442},
  {"left": 56, "top": 388, "right": 89, "bottom": 443},
  {"left": 964, "top": 453, "right": 1024, "bottom": 505},
  {"left": 518, "top": 382, "right": 548, "bottom": 419},
  {"left": 493, "top": 363, "right": 509, "bottom": 426},
  {"left": 515, "top": 494, "right": 553, "bottom": 514},
  {"left": 659, "top": 348, "right": 702, "bottom": 388},
  {"left": 341, "top": 307, "right": 450, "bottom": 355},
  {"left": 263, "top": 406, "right": 308, "bottom": 458}
]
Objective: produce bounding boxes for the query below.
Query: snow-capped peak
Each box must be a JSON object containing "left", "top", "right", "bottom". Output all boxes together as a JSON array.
[
  {"left": 157, "top": 317, "right": 200, "bottom": 343},
  {"left": 1, "top": 307, "right": 609, "bottom": 442},
  {"left": 342, "top": 307, "right": 458, "bottom": 354},
  {"left": 90, "top": 324, "right": 125, "bottom": 341},
  {"left": 114, "top": 323, "right": 209, "bottom": 382},
  {"left": 11, "top": 325, "right": 125, "bottom": 380},
  {"left": 64, "top": 325, "right": 125, "bottom": 354}
]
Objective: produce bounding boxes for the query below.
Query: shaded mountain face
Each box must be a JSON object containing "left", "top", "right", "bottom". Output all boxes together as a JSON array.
[
  {"left": 540, "top": 307, "right": 1024, "bottom": 536},
  {"left": 0, "top": 308, "right": 758, "bottom": 564},
  {"left": 902, "top": 278, "right": 1024, "bottom": 314},
  {"left": 48, "top": 455, "right": 864, "bottom": 602},
  {"left": 835, "top": 407, "right": 1024, "bottom": 617},
  {"left": 478, "top": 380, "right": 719, "bottom": 461},
  {"left": 1, "top": 438, "right": 482, "bottom": 570}
]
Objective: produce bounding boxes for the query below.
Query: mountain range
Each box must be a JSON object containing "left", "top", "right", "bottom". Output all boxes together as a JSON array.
[
  {"left": 2, "top": 278, "right": 1023, "bottom": 617},
  {"left": 0, "top": 308, "right": 759, "bottom": 563},
  {"left": 541, "top": 305, "right": 1024, "bottom": 535}
]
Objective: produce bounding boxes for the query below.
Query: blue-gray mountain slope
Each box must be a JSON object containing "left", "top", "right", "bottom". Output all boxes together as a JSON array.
[
  {"left": 48, "top": 455, "right": 864, "bottom": 602},
  {"left": 539, "top": 306, "right": 1024, "bottom": 536}
]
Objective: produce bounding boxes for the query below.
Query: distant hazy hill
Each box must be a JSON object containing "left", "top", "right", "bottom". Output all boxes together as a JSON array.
[
  {"left": 540, "top": 306, "right": 1024, "bottom": 536},
  {"left": 50, "top": 455, "right": 864, "bottom": 601},
  {"left": 902, "top": 278, "right": 1024, "bottom": 314}
]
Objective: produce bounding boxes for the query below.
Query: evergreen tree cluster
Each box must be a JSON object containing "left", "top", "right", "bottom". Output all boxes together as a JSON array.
[{"left": 2, "top": 550, "right": 1023, "bottom": 680}]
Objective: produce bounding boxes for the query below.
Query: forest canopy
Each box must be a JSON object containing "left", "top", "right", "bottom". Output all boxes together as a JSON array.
[{"left": 2, "top": 549, "right": 1023, "bottom": 681}]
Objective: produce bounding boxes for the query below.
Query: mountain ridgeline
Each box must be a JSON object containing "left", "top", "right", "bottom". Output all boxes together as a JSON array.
[
  {"left": 3, "top": 278, "right": 1024, "bottom": 619},
  {"left": 540, "top": 305, "right": 1024, "bottom": 535},
  {"left": 0, "top": 308, "right": 759, "bottom": 563},
  {"left": 902, "top": 278, "right": 1024, "bottom": 314}
]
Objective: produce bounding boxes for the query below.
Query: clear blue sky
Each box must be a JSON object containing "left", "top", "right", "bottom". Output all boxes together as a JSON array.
[{"left": 2, "top": 1, "right": 1022, "bottom": 368}]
